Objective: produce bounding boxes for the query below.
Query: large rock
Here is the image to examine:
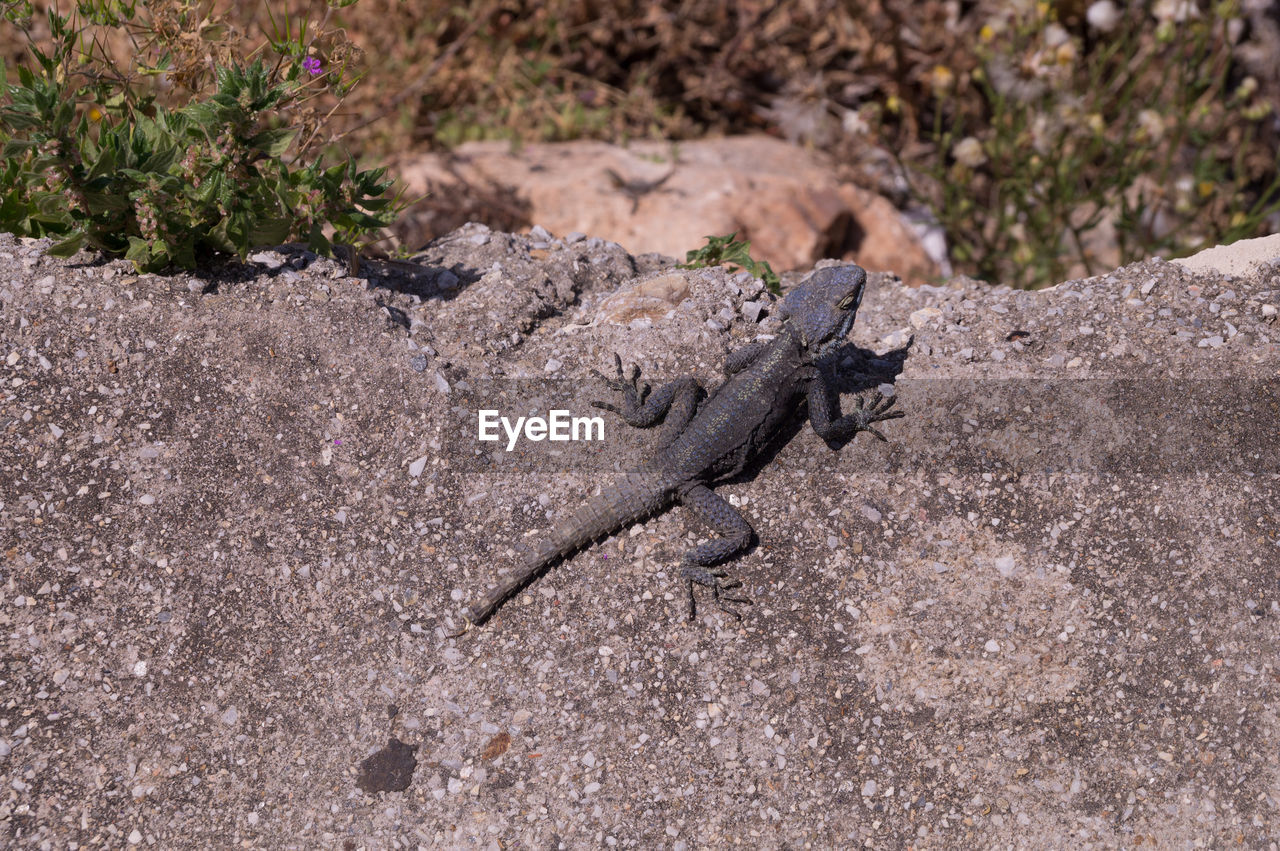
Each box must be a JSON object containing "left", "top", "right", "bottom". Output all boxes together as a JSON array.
[
  {"left": 1, "top": 228, "right": 1276, "bottom": 847},
  {"left": 392, "top": 135, "right": 939, "bottom": 285}
]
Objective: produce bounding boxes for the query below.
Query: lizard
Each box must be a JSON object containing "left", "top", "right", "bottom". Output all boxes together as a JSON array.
[{"left": 450, "top": 263, "right": 903, "bottom": 634}]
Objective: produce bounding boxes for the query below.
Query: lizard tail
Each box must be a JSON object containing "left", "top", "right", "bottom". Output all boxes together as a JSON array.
[{"left": 458, "top": 471, "right": 674, "bottom": 628}]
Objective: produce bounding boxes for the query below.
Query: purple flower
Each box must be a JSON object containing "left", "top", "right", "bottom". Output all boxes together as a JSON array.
[{"left": 302, "top": 56, "right": 322, "bottom": 77}]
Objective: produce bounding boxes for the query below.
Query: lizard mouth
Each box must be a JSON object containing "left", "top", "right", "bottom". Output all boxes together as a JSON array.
[{"left": 816, "top": 309, "right": 857, "bottom": 356}]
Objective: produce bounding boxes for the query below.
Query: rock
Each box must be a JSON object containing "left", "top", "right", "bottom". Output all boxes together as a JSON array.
[
  {"left": 595, "top": 272, "right": 692, "bottom": 325},
  {"left": 1173, "top": 232, "right": 1280, "bottom": 277},
  {"left": 2, "top": 226, "right": 1277, "bottom": 848},
  {"left": 391, "top": 136, "right": 939, "bottom": 285}
]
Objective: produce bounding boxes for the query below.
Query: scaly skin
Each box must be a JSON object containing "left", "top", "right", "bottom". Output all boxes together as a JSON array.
[{"left": 452, "top": 264, "right": 903, "bottom": 633}]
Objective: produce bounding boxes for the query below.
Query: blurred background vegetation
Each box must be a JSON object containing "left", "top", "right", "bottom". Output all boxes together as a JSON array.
[{"left": 3, "top": 0, "right": 1279, "bottom": 287}]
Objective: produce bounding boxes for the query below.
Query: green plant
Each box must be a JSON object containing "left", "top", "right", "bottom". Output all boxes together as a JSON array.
[
  {"left": 0, "top": 2, "right": 398, "bottom": 272},
  {"left": 680, "top": 232, "right": 781, "bottom": 294},
  {"left": 912, "top": 0, "right": 1280, "bottom": 288}
]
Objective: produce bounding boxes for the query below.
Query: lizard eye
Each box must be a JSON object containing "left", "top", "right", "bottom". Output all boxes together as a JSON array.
[{"left": 837, "top": 293, "right": 857, "bottom": 310}]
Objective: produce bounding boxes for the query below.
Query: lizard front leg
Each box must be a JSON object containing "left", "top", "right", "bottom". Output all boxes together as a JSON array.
[
  {"left": 592, "top": 353, "right": 706, "bottom": 451},
  {"left": 677, "top": 484, "right": 754, "bottom": 621},
  {"left": 808, "top": 376, "right": 904, "bottom": 448}
]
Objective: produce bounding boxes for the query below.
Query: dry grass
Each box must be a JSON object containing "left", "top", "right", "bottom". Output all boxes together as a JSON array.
[{"left": 3, "top": 0, "right": 1278, "bottom": 284}]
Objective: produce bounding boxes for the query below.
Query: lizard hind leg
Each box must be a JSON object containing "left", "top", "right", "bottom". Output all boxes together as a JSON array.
[
  {"left": 591, "top": 353, "right": 706, "bottom": 449},
  {"left": 677, "top": 484, "right": 755, "bottom": 622}
]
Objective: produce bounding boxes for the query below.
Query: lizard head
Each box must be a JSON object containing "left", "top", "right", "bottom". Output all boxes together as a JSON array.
[{"left": 780, "top": 264, "right": 867, "bottom": 356}]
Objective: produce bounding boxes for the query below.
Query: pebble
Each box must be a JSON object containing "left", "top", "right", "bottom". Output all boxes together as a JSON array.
[
  {"left": 249, "top": 251, "right": 284, "bottom": 270},
  {"left": 861, "top": 780, "right": 877, "bottom": 797},
  {"left": 909, "top": 307, "right": 942, "bottom": 328},
  {"left": 409, "top": 354, "right": 428, "bottom": 372},
  {"left": 409, "top": 456, "right": 428, "bottom": 477},
  {"left": 128, "top": 829, "right": 143, "bottom": 844},
  {"left": 985, "top": 639, "right": 1001, "bottom": 653}
]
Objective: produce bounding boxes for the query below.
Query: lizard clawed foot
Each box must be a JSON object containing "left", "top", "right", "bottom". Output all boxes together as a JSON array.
[
  {"left": 848, "top": 391, "right": 905, "bottom": 442},
  {"left": 444, "top": 608, "right": 477, "bottom": 639},
  {"left": 591, "top": 353, "right": 650, "bottom": 415},
  {"left": 682, "top": 565, "right": 752, "bottom": 623}
]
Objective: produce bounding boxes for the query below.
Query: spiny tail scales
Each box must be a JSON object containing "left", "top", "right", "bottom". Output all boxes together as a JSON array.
[{"left": 454, "top": 470, "right": 673, "bottom": 631}]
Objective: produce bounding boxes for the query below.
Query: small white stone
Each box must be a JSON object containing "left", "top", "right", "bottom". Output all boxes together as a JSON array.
[
  {"left": 220, "top": 706, "right": 238, "bottom": 726},
  {"left": 248, "top": 812, "right": 259, "bottom": 825},
  {"left": 861, "top": 780, "right": 877, "bottom": 797},
  {"left": 138, "top": 494, "right": 155, "bottom": 505},
  {"left": 48, "top": 423, "right": 64, "bottom": 439},
  {"left": 909, "top": 307, "right": 943, "bottom": 329},
  {"left": 128, "top": 829, "right": 143, "bottom": 845},
  {"left": 133, "top": 661, "right": 148, "bottom": 678},
  {"left": 408, "top": 456, "right": 428, "bottom": 477},
  {"left": 985, "top": 639, "right": 1001, "bottom": 653}
]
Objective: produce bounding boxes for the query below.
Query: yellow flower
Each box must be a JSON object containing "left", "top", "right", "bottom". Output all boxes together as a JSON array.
[
  {"left": 1197, "top": 181, "right": 1214, "bottom": 198},
  {"left": 1087, "top": 113, "right": 1105, "bottom": 134},
  {"left": 930, "top": 65, "right": 955, "bottom": 95},
  {"left": 980, "top": 24, "right": 995, "bottom": 42},
  {"left": 88, "top": 106, "right": 103, "bottom": 122},
  {"left": 1234, "top": 76, "right": 1258, "bottom": 100},
  {"left": 886, "top": 94, "right": 901, "bottom": 114}
]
